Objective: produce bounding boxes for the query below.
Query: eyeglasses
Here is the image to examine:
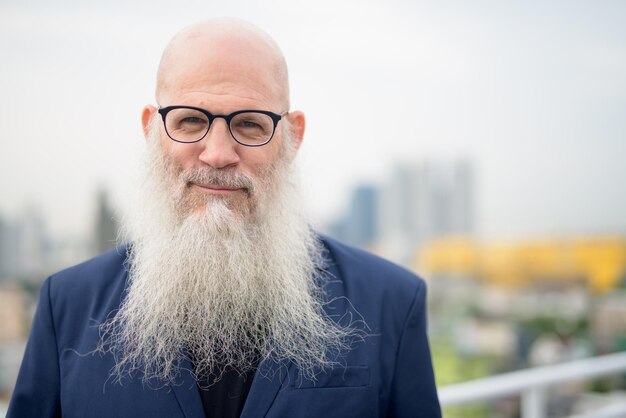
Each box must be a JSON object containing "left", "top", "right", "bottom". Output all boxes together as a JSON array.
[{"left": 157, "top": 105, "right": 288, "bottom": 147}]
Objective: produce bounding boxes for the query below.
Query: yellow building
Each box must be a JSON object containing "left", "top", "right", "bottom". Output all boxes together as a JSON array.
[{"left": 417, "top": 236, "right": 626, "bottom": 293}]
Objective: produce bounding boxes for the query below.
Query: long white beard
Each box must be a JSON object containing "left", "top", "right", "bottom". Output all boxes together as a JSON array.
[{"left": 99, "top": 122, "right": 355, "bottom": 386}]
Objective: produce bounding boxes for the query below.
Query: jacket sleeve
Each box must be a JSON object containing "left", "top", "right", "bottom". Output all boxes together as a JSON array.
[
  {"left": 387, "top": 281, "right": 441, "bottom": 418},
  {"left": 7, "top": 277, "right": 62, "bottom": 418}
]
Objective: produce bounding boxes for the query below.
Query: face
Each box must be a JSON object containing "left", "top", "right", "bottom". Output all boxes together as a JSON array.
[{"left": 141, "top": 31, "right": 304, "bottom": 217}]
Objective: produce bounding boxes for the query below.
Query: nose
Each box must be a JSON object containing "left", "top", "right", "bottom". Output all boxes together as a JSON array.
[{"left": 197, "top": 119, "right": 240, "bottom": 169}]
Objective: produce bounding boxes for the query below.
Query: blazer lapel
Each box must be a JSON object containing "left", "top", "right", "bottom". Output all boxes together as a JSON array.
[
  {"left": 239, "top": 357, "right": 290, "bottom": 418},
  {"left": 318, "top": 258, "right": 348, "bottom": 326},
  {"left": 170, "top": 355, "right": 205, "bottom": 418},
  {"left": 239, "top": 250, "right": 346, "bottom": 418}
]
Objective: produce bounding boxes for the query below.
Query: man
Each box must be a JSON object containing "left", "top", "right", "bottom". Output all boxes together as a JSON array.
[{"left": 8, "top": 18, "right": 441, "bottom": 418}]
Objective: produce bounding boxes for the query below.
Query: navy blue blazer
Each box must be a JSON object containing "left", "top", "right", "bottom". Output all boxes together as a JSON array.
[{"left": 8, "top": 236, "right": 441, "bottom": 417}]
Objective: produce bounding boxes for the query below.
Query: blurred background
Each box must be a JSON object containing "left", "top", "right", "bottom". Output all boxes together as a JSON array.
[{"left": 1, "top": 1, "right": 625, "bottom": 416}]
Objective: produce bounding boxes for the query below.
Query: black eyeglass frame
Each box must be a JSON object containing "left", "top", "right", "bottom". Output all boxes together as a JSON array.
[{"left": 157, "top": 105, "right": 288, "bottom": 147}]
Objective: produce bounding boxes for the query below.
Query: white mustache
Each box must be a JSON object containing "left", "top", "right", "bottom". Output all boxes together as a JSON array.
[{"left": 182, "top": 168, "right": 256, "bottom": 194}]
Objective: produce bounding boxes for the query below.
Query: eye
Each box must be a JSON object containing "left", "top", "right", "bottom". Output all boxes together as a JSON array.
[
  {"left": 175, "top": 114, "right": 209, "bottom": 132},
  {"left": 229, "top": 112, "right": 274, "bottom": 144},
  {"left": 180, "top": 116, "right": 206, "bottom": 125},
  {"left": 166, "top": 108, "right": 209, "bottom": 131},
  {"left": 235, "top": 119, "right": 263, "bottom": 129}
]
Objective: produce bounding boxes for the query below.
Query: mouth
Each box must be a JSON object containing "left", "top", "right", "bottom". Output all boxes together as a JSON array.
[{"left": 190, "top": 182, "right": 248, "bottom": 196}]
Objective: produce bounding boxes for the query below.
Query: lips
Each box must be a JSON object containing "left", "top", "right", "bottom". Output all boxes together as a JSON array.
[{"left": 190, "top": 182, "right": 247, "bottom": 196}]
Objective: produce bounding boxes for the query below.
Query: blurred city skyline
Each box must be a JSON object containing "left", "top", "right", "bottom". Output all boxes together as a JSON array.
[{"left": 1, "top": 0, "right": 625, "bottom": 241}]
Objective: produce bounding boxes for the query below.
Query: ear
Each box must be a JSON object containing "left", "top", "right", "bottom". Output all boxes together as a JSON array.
[
  {"left": 141, "top": 105, "right": 158, "bottom": 140},
  {"left": 286, "top": 110, "right": 305, "bottom": 151}
]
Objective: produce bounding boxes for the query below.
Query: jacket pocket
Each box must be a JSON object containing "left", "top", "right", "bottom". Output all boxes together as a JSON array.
[{"left": 291, "top": 365, "right": 370, "bottom": 389}]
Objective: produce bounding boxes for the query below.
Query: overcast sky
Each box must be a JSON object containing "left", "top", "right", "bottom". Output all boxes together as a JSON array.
[{"left": 1, "top": 0, "right": 625, "bottom": 240}]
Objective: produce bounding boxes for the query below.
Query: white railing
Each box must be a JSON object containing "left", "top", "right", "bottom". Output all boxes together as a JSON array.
[{"left": 438, "top": 351, "right": 626, "bottom": 418}]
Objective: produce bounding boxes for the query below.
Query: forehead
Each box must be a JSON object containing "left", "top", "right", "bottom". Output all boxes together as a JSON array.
[{"left": 158, "top": 32, "right": 285, "bottom": 111}]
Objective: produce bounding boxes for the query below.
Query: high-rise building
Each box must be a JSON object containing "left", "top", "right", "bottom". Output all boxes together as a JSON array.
[
  {"left": 0, "top": 208, "right": 50, "bottom": 282},
  {"left": 378, "top": 160, "right": 475, "bottom": 262},
  {"left": 324, "top": 159, "right": 475, "bottom": 263},
  {"left": 13, "top": 206, "right": 48, "bottom": 280},
  {"left": 332, "top": 185, "right": 379, "bottom": 248}
]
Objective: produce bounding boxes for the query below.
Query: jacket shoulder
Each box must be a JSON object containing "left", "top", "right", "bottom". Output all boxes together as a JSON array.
[
  {"left": 48, "top": 244, "right": 129, "bottom": 288},
  {"left": 45, "top": 244, "right": 129, "bottom": 321},
  {"left": 320, "top": 235, "right": 426, "bottom": 294}
]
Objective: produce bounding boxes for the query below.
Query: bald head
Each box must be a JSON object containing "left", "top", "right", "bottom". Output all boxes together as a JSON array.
[{"left": 156, "top": 18, "right": 290, "bottom": 110}]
